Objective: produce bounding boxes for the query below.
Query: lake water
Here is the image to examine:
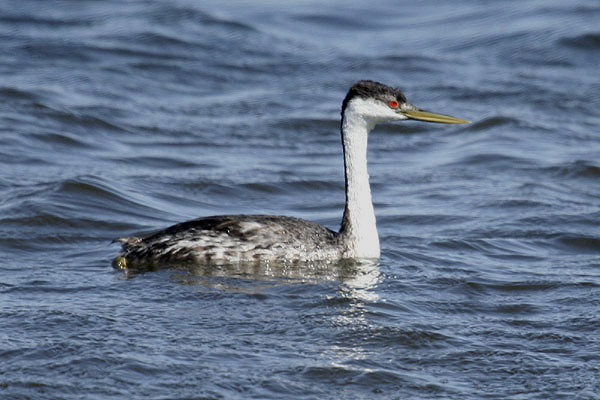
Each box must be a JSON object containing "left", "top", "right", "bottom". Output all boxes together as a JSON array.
[{"left": 1, "top": 0, "right": 599, "bottom": 398}]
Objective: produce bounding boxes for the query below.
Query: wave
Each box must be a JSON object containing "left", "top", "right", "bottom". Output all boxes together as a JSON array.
[{"left": 559, "top": 32, "right": 600, "bottom": 50}]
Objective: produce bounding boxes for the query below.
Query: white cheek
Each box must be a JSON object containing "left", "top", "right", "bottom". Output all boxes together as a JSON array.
[{"left": 348, "top": 98, "right": 405, "bottom": 123}]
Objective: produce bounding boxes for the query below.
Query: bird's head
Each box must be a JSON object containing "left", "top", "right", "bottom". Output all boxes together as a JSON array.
[{"left": 342, "top": 80, "right": 469, "bottom": 126}]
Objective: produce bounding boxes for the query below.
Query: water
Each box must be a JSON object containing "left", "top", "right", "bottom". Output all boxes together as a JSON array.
[{"left": 1, "top": 0, "right": 599, "bottom": 398}]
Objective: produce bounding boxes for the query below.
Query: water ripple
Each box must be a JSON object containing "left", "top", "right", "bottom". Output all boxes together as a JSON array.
[
  {"left": 1, "top": 1, "right": 599, "bottom": 399},
  {"left": 560, "top": 32, "right": 600, "bottom": 49}
]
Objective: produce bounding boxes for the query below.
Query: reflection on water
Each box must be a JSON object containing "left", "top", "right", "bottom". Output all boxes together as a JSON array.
[
  {"left": 119, "top": 258, "right": 381, "bottom": 299},
  {"left": 119, "top": 257, "right": 385, "bottom": 380},
  {"left": 337, "top": 259, "right": 381, "bottom": 303}
]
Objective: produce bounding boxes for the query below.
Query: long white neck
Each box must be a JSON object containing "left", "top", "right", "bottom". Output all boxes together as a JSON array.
[{"left": 339, "top": 102, "right": 380, "bottom": 259}]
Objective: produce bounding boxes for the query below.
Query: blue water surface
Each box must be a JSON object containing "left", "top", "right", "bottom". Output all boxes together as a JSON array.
[{"left": 1, "top": 0, "right": 599, "bottom": 398}]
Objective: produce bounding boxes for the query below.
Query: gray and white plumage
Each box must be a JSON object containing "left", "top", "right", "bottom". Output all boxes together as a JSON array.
[
  {"left": 113, "top": 80, "right": 468, "bottom": 269},
  {"left": 115, "top": 215, "right": 342, "bottom": 267}
]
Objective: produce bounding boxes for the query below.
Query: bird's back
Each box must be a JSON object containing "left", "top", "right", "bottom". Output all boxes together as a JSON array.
[{"left": 113, "top": 214, "right": 341, "bottom": 268}]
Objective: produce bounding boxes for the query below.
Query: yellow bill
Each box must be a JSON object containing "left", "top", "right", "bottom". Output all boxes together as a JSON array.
[{"left": 402, "top": 109, "right": 470, "bottom": 124}]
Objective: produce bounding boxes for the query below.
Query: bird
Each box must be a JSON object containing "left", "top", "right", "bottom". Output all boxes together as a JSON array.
[{"left": 113, "top": 80, "right": 469, "bottom": 269}]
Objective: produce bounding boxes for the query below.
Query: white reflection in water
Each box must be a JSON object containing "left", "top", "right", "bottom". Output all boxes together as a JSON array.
[{"left": 120, "top": 258, "right": 382, "bottom": 299}]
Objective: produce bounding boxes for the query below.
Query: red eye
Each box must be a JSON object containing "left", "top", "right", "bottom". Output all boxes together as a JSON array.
[{"left": 389, "top": 100, "right": 399, "bottom": 108}]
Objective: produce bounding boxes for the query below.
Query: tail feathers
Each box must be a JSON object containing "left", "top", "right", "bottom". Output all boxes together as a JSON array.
[
  {"left": 112, "top": 236, "right": 142, "bottom": 246},
  {"left": 112, "top": 255, "right": 128, "bottom": 269},
  {"left": 111, "top": 237, "right": 142, "bottom": 269}
]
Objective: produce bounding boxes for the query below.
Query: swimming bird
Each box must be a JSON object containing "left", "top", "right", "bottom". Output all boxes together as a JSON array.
[{"left": 113, "top": 80, "right": 468, "bottom": 269}]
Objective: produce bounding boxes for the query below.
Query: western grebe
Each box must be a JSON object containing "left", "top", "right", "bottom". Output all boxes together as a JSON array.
[{"left": 113, "top": 80, "right": 468, "bottom": 269}]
